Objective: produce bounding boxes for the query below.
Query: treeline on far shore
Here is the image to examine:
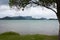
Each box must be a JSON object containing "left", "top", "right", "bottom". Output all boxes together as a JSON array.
[{"left": 0, "top": 16, "right": 58, "bottom": 20}]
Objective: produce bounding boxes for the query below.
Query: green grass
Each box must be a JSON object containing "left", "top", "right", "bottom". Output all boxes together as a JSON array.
[{"left": 0, "top": 32, "right": 58, "bottom": 40}]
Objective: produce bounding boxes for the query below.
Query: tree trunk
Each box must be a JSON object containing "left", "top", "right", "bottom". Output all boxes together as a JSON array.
[
  {"left": 57, "top": 0, "right": 60, "bottom": 39},
  {"left": 56, "top": 12, "right": 60, "bottom": 39}
]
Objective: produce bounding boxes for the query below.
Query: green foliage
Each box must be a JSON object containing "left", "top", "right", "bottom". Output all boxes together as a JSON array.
[
  {"left": 0, "top": 32, "right": 58, "bottom": 40},
  {"left": 0, "top": 32, "right": 20, "bottom": 35},
  {"left": 39, "top": 0, "right": 56, "bottom": 6},
  {"left": 39, "top": 0, "right": 56, "bottom": 3},
  {"left": 9, "top": 0, "right": 31, "bottom": 8},
  {"left": 9, "top": 0, "right": 56, "bottom": 8}
]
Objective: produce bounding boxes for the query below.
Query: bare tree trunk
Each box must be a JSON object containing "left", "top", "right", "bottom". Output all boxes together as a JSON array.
[
  {"left": 57, "top": 0, "right": 60, "bottom": 39},
  {"left": 56, "top": 12, "right": 60, "bottom": 39},
  {"left": 56, "top": 13, "right": 60, "bottom": 40}
]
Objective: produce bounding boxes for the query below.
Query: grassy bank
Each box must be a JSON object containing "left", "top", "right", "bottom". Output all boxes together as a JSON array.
[{"left": 0, "top": 32, "right": 58, "bottom": 40}]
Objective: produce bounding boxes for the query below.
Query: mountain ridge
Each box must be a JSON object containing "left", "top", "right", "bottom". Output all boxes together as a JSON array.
[{"left": 0, "top": 16, "right": 58, "bottom": 20}]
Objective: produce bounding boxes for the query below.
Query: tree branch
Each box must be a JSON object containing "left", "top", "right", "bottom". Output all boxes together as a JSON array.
[
  {"left": 42, "top": 5, "right": 57, "bottom": 13},
  {"left": 31, "top": 2, "right": 57, "bottom": 14}
]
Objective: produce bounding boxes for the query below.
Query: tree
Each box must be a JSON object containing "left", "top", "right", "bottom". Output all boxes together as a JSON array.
[
  {"left": 57, "top": 0, "right": 60, "bottom": 39},
  {"left": 9, "top": 0, "right": 60, "bottom": 38},
  {"left": 9, "top": 0, "right": 59, "bottom": 21},
  {"left": 9, "top": 0, "right": 56, "bottom": 13}
]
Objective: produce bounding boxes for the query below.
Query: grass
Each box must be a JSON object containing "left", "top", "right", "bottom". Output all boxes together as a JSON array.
[{"left": 0, "top": 32, "right": 58, "bottom": 40}]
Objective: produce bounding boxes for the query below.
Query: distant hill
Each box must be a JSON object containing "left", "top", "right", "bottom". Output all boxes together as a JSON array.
[
  {"left": 48, "top": 18, "right": 58, "bottom": 20},
  {"left": 2, "top": 16, "right": 26, "bottom": 20},
  {"left": 0, "top": 16, "right": 58, "bottom": 20}
]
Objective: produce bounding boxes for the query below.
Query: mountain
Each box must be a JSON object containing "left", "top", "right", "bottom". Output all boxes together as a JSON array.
[
  {"left": 0, "top": 16, "right": 57, "bottom": 20},
  {"left": 0, "top": 16, "right": 32, "bottom": 20}
]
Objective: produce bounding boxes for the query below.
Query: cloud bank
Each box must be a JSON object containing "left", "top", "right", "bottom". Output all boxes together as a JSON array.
[{"left": 0, "top": 5, "right": 57, "bottom": 19}]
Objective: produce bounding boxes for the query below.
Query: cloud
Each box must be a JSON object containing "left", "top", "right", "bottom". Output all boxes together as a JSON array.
[{"left": 0, "top": 5, "right": 57, "bottom": 19}]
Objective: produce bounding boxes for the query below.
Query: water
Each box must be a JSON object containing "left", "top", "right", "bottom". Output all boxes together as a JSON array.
[{"left": 0, "top": 20, "right": 59, "bottom": 35}]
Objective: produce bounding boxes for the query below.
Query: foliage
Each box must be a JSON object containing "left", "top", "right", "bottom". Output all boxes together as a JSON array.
[
  {"left": 0, "top": 32, "right": 58, "bottom": 40},
  {"left": 38, "top": 0, "right": 56, "bottom": 8},
  {"left": 9, "top": 0, "right": 31, "bottom": 9},
  {"left": 9, "top": 0, "right": 56, "bottom": 9}
]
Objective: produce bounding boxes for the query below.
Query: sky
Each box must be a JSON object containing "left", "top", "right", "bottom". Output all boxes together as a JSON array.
[{"left": 0, "top": 0, "right": 57, "bottom": 19}]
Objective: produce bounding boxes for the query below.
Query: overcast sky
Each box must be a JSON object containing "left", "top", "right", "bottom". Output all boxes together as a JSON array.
[{"left": 0, "top": 0, "right": 57, "bottom": 19}]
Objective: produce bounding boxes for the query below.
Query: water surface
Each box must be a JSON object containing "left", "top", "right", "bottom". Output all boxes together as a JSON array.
[{"left": 0, "top": 20, "right": 59, "bottom": 35}]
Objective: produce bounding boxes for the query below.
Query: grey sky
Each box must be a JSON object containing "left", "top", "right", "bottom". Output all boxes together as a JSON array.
[
  {"left": 0, "top": 0, "right": 9, "bottom": 5},
  {"left": 0, "top": 0, "right": 57, "bottom": 18}
]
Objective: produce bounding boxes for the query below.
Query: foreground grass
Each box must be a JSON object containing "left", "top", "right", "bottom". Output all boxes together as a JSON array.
[{"left": 0, "top": 32, "right": 58, "bottom": 40}]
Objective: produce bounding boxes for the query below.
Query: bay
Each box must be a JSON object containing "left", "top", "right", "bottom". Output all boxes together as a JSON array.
[{"left": 0, "top": 20, "right": 59, "bottom": 35}]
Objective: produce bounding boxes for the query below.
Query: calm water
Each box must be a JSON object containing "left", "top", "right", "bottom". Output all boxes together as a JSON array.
[{"left": 0, "top": 20, "right": 59, "bottom": 35}]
